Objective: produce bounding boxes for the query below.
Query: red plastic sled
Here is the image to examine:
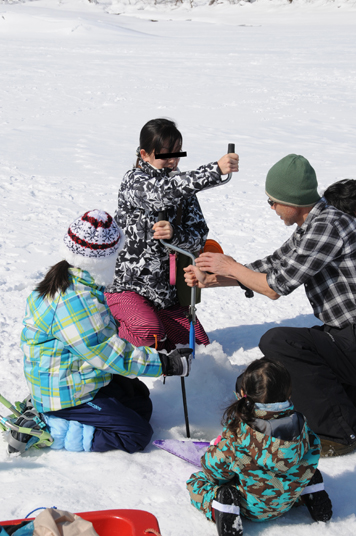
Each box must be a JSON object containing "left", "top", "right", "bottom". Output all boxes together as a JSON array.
[{"left": 0, "top": 509, "right": 161, "bottom": 536}]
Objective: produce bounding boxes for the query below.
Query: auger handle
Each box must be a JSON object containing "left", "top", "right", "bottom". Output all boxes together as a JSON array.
[
  {"left": 202, "top": 143, "right": 236, "bottom": 190},
  {"left": 157, "top": 210, "right": 167, "bottom": 222}
]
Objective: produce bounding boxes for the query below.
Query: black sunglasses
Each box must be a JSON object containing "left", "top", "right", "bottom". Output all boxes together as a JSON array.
[{"left": 267, "top": 198, "right": 275, "bottom": 207}]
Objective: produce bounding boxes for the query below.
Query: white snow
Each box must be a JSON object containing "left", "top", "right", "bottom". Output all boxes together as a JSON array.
[{"left": 0, "top": 0, "right": 356, "bottom": 534}]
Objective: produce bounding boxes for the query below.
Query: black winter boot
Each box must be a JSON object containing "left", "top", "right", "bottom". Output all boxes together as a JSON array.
[
  {"left": 301, "top": 469, "right": 332, "bottom": 522},
  {"left": 213, "top": 485, "right": 243, "bottom": 536}
]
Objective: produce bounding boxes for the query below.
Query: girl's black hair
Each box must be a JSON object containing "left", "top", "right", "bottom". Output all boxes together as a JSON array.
[
  {"left": 323, "top": 179, "right": 356, "bottom": 217},
  {"left": 136, "top": 118, "right": 183, "bottom": 166},
  {"left": 35, "top": 260, "right": 71, "bottom": 299},
  {"left": 222, "top": 357, "right": 292, "bottom": 432}
]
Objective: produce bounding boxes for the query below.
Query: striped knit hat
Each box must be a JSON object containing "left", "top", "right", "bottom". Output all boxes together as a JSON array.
[{"left": 60, "top": 210, "right": 125, "bottom": 286}]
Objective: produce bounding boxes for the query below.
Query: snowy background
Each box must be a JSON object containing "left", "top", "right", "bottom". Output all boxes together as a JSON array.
[{"left": 1, "top": 0, "right": 356, "bottom": 533}]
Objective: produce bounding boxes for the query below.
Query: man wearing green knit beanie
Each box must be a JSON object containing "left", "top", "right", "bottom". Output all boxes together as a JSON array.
[
  {"left": 266, "top": 154, "right": 320, "bottom": 207},
  {"left": 186, "top": 153, "right": 356, "bottom": 458}
]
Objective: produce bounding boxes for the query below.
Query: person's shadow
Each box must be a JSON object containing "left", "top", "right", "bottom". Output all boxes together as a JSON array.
[
  {"left": 324, "top": 465, "right": 356, "bottom": 519},
  {"left": 208, "top": 314, "right": 322, "bottom": 354}
]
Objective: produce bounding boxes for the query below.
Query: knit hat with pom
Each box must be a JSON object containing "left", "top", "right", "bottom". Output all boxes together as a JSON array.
[{"left": 60, "top": 209, "right": 125, "bottom": 287}]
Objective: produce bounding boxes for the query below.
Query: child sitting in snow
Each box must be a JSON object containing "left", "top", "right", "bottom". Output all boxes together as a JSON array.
[
  {"left": 186, "top": 357, "right": 332, "bottom": 536},
  {"left": 18, "top": 210, "right": 192, "bottom": 454}
]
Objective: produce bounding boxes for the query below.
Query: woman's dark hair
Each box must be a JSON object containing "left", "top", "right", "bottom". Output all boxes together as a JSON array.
[
  {"left": 35, "top": 260, "right": 71, "bottom": 299},
  {"left": 323, "top": 179, "right": 356, "bottom": 216},
  {"left": 136, "top": 118, "right": 182, "bottom": 166},
  {"left": 222, "top": 357, "right": 292, "bottom": 432}
]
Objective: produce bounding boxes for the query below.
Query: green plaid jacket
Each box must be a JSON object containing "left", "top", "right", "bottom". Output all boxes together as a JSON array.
[{"left": 21, "top": 267, "right": 162, "bottom": 412}]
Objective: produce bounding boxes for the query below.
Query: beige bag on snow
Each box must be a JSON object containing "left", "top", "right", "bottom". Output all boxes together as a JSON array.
[{"left": 33, "top": 509, "right": 99, "bottom": 536}]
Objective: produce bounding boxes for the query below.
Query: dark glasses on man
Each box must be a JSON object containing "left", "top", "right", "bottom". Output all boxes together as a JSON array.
[{"left": 267, "top": 198, "right": 275, "bottom": 207}]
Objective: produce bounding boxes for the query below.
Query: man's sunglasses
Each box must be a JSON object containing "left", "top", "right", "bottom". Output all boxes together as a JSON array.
[{"left": 267, "top": 198, "right": 276, "bottom": 207}]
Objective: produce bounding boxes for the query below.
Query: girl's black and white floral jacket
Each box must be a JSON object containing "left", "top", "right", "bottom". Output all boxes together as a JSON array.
[{"left": 106, "top": 159, "right": 224, "bottom": 309}]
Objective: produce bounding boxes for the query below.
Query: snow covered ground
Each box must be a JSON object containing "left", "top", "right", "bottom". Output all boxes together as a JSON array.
[{"left": 1, "top": 0, "right": 356, "bottom": 533}]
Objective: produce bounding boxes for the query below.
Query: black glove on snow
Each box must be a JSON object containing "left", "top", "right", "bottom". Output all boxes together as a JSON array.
[{"left": 159, "top": 348, "right": 193, "bottom": 377}]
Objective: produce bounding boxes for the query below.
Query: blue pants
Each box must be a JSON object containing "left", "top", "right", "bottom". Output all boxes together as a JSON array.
[{"left": 46, "top": 377, "right": 153, "bottom": 453}]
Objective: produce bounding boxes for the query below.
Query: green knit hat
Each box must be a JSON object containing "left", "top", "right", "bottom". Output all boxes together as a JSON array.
[{"left": 265, "top": 154, "right": 320, "bottom": 207}]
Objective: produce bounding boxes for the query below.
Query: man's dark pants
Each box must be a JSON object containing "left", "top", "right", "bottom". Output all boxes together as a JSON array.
[{"left": 260, "top": 324, "right": 356, "bottom": 445}]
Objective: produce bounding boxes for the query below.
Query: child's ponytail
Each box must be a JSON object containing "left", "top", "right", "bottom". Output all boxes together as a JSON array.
[
  {"left": 35, "top": 260, "right": 71, "bottom": 299},
  {"left": 222, "top": 357, "right": 292, "bottom": 434},
  {"left": 222, "top": 395, "right": 256, "bottom": 431}
]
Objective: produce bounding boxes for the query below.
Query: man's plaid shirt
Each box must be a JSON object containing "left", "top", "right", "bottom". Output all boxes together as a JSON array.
[
  {"left": 22, "top": 267, "right": 162, "bottom": 413},
  {"left": 247, "top": 199, "right": 356, "bottom": 329}
]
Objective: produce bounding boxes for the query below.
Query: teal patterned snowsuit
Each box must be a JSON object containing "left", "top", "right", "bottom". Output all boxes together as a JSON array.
[{"left": 187, "top": 404, "right": 320, "bottom": 522}]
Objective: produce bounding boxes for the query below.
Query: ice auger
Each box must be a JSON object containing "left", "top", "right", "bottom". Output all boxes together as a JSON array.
[{"left": 157, "top": 143, "right": 246, "bottom": 438}]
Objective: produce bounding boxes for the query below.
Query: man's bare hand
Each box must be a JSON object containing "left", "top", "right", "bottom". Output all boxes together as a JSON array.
[{"left": 195, "top": 252, "right": 237, "bottom": 277}]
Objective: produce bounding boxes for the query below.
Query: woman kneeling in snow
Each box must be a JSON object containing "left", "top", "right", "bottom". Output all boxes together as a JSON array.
[{"left": 20, "top": 210, "right": 191, "bottom": 453}]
